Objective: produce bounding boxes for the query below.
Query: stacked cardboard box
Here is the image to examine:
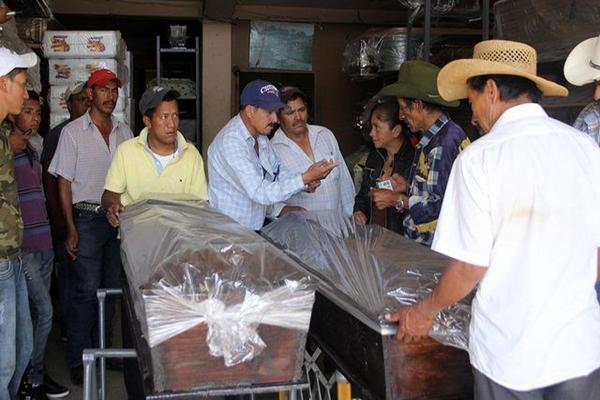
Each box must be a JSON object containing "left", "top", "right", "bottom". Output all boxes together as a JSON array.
[{"left": 42, "top": 30, "right": 131, "bottom": 128}]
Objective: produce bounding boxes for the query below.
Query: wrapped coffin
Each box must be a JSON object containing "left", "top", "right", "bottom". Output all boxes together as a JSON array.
[
  {"left": 119, "top": 196, "right": 315, "bottom": 394},
  {"left": 262, "top": 211, "right": 473, "bottom": 400}
]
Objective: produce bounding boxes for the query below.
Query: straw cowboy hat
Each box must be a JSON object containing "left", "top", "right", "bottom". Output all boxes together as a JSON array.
[
  {"left": 564, "top": 35, "right": 600, "bottom": 86},
  {"left": 437, "top": 40, "right": 568, "bottom": 101}
]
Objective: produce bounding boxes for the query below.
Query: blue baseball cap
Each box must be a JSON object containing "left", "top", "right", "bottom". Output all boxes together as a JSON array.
[{"left": 240, "top": 79, "right": 286, "bottom": 112}]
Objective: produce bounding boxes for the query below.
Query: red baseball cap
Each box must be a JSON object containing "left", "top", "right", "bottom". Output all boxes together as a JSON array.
[{"left": 87, "top": 69, "right": 122, "bottom": 88}]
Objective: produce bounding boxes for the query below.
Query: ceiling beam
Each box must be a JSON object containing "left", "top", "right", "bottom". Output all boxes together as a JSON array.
[
  {"left": 233, "top": 5, "right": 409, "bottom": 24},
  {"left": 52, "top": 0, "right": 203, "bottom": 18}
]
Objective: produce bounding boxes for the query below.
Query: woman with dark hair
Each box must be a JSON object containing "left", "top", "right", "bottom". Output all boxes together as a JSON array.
[{"left": 353, "top": 98, "right": 414, "bottom": 234}]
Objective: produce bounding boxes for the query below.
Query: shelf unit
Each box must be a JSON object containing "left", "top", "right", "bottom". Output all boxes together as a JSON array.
[{"left": 155, "top": 35, "right": 201, "bottom": 150}]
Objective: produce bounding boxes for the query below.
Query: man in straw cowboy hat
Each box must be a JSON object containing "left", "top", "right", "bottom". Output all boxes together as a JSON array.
[
  {"left": 564, "top": 34, "right": 600, "bottom": 305},
  {"left": 386, "top": 40, "right": 600, "bottom": 399},
  {"left": 564, "top": 34, "right": 600, "bottom": 147},
  {"left": 375, "top": 60, "right": 470, "bottom": 247}
]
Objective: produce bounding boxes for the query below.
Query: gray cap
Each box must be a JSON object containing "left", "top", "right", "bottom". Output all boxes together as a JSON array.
[
  {"left": 139, "top": 85, "right": 180, "bottom": 115},
  {"left": 64, "top": 81, "right": 86, "bottom": 101}
]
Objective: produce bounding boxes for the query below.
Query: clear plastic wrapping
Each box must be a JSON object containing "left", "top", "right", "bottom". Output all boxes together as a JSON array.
[
  {"left": 119, "top": 196, "right": 315, "bottom": 367},
  {"left": 342, "top": 28, "right": 408, "bottom": 78},
  {"left": 262, "top": 211, "right": 471, "bottom": 350},
  {"left": 147, "top": 77, "right": 196, "bottom": 98},
  {"left": 398, "top": 0, "right": 479, "bottom": 14}
]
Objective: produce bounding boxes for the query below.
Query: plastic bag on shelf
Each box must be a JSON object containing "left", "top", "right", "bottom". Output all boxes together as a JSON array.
[
  {"left": 147, "top": 77, "right": 196, "bottom": 98},
  {"left": 398, "top": 0, "right": 479, "bottom": 14},
  {"left": 261, "top": 210, "right": 471, "bottom": 350},
  {"left": 119, "top": 195, "right": 315, "bottom": 367},
  {"left": 342, "top": 28, "right": 409, "bottom": 78}
]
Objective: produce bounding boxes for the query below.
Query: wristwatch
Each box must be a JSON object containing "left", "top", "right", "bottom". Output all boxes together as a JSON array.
[{"left": 394, "top": 196, "right": 405, "bottom": 212}]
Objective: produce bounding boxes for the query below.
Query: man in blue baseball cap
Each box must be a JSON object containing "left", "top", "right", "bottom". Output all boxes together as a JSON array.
[{"left": 208, "top": 79, "right": 337, "bottom": 230}]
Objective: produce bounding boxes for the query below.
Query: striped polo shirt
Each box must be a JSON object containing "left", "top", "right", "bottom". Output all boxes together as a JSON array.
[
  {"left": 48, "top": 112, "right": 133, "bottom": 204},
  {"left": 13, "top": 144, "right": 52, "bottom": 252}
]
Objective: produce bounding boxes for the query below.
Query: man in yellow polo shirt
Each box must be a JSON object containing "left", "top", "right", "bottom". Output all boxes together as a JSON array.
[
  {"left": 102, "top": 85, "right": 207, "bottom": 227},
  {"left": 102, "top": 85, "right": 208, "bottom": 399}
]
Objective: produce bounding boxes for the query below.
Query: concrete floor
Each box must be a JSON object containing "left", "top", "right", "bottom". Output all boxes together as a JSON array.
[{"left": 44, "top": 301, "right": 127, "bottom": 400}]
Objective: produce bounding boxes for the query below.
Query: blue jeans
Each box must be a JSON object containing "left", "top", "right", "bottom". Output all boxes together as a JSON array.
[
  {"left": 0, "top": 256, "right": 33, "bottom": 400},
  {"left": 22, "top": 250, "right": 54, "bottom": 386},
  {"left": 596, "top": 283, "right": 600, "bottom": 305},
  {"left": 66, "top": 212, "right": 121, "bottom": 368}
]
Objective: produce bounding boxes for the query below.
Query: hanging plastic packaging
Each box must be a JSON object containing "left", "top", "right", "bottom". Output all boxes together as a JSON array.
[{"left": 262, "top": 211, "right": 471, "bottom": 350}]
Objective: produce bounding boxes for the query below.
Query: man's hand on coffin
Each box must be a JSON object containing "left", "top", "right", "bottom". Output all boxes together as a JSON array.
[
  {"left": 279, "top": 205, "right": 306, "bottom": 217},
  {"left": 353, "top": 211, "right": 368, "bottom": 224},
  {"left": 369, "top": 188, "right": 397, "bottom": 210},
  {"left": 65, "top": 227, "right": 79, "bottom": 260},
  {"left": 106, "top": 203, "right": 124, "bottom": 228},
  {"left": 390, "top": 173, "right": 408, "bottom": 193},
  {"left": 387, "top": 259, "right": 486, "bottom": 342},
  {"left": 302, "top": 159, "right": 338, "bottom": 184},
  {"left": 385, "top": 304, "right": 434, "bottom": 343}
]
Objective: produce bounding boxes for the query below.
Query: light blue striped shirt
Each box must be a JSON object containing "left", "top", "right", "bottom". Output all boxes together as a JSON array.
[
  {"left": 207, "top": 114, "right": 305, "bottom": 230},
  {"left": 271, "top": 125, "right": 355, "bottom": 216}
]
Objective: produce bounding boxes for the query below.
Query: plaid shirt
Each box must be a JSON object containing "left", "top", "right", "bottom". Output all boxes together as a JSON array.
[
  {"left": 271, "top": 125, "right": 355, "bottom": 216},
  {"left": 403, "top": 114, "right": 470, "bottom": 246},
  {"left": 207, "top": 114, "right": 305, "bottom": 230},
  {"left": 573, "top": 101, "right": 600, "bottom": 146}
]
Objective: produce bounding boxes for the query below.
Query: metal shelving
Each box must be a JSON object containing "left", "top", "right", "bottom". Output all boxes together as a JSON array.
[{"left": 156, "top": 35, "right": 201, "bottom": 150}]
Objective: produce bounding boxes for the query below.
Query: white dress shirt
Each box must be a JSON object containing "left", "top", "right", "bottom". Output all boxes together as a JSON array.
[{"left": 432, "top": 103, "right": 600, "bottom": 390}]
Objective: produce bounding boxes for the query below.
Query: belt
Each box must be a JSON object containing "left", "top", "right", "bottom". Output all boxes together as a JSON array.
[
  {"left": 0, "top": 248, "right": 20, "bottom": 261},
  {"left": 73, "top": 202, "right": 105, "bottom": 215}
]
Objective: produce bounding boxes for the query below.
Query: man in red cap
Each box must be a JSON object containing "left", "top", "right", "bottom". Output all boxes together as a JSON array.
[{"left": 48, "top": 69, "right": 133, "bottom": 384}]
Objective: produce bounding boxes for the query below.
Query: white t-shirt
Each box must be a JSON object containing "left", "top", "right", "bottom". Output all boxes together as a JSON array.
[
  {"left": 432, "top": 103, "right": 600, "bottom": 391},
  {"left": 149, "top": 148, "right": 176, "bottom": 171}
]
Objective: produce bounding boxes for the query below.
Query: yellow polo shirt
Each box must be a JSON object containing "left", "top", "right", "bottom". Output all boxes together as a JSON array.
[{"left": 104, "top": 127, "right": 208, "bottom": 206}]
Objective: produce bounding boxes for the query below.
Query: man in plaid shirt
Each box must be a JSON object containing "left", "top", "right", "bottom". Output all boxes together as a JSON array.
[{"left": 375, "top": 61, "right": 470, "bottom": 246}]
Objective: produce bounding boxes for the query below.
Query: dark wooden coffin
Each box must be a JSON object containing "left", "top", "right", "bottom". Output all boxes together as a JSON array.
[
  {"left": 123, "top": 282, "right": 307, "bottom": 395},
  {"left": 262, "top": 212, "right": 474, "bottom": 400},
  {"left": 119, "top": 198, "right": 313, "bottom": 396},
  {"left": 309, "top": 292, "right": 472, "bottom": 400}
]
